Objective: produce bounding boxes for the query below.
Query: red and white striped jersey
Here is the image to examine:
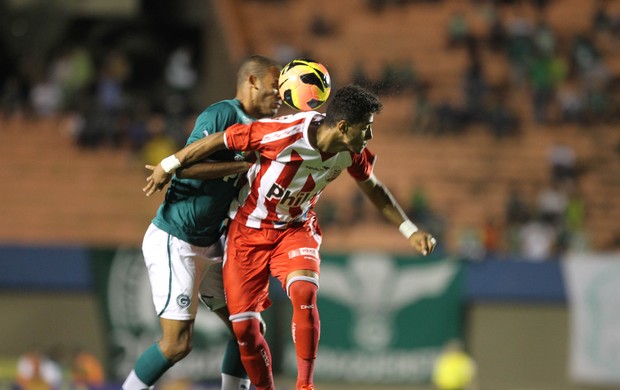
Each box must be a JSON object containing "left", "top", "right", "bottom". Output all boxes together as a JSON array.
[{"left": 224, "top": 111, "right": 376, "bottom": 229}]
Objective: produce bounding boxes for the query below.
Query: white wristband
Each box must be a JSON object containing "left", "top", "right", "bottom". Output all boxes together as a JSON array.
[
  {"left": 399, "top": 220, "right": 418, "bottom": 239},
  {"left": 161, "top": 155, "right": 181, "bottom": 174}
]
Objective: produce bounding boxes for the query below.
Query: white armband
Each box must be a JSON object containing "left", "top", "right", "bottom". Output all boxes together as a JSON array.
[
  {"left": 399, "top": 220, "right": 418, "bottom": 239},
  {"left": 161, "top": 155, "right": 181, "bottom": 174}
]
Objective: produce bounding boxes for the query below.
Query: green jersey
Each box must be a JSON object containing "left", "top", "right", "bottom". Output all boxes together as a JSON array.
[{"left": 152, "top": 99, "right": 254, "bottom": 246}]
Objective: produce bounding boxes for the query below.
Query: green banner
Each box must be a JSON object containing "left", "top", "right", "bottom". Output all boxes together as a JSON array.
[
  {"left": 282, "top": 252, "right": 464, "bottom": 384},
  {"left": 92, "top": 248, "right": 464, "bottom": 383}
]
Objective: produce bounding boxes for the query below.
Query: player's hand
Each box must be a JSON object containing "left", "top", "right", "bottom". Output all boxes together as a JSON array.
[
  {"left": 409, "top": 231, "right": 437, "bottom": 256},
  {"left": 143, "top": 164, "right": 173, "bottom": 196}
]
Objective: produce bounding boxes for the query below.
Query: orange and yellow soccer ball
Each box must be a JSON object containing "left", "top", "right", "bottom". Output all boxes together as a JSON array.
[{"left": 278, "top": 59, "right": 331, "bottom": 111}]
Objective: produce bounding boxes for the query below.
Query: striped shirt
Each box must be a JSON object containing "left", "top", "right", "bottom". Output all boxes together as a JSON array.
[{"left": 224, "top": 111, "right": 376, "bottom": 229}]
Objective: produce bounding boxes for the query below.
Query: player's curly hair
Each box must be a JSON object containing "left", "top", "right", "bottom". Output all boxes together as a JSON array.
[{"left": 324, "top": 84, "right": 383, "bottom": 126}]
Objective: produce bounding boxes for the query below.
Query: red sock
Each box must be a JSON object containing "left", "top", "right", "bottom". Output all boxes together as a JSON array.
[
  {"left": 289, "top": 281, "right": 320, "bottom": 389},
  {"left": 232, "top": 318, "right": 274, "bottom": 390}
]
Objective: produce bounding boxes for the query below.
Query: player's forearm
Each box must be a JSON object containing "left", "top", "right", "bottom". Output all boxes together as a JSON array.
[
  {"left": 359, "top": 177, "right": 409, "bottom": 226},
  {"left": 176, "top": 161, "right": 251, "bottom": 180},
  {"left": 177, "top": 132, "right": 228, "bottom": 167},
  {"left": 159, "top": 133, "right": 229, "bottom": 175},
  {"left": 370, "top": 185, "right": 409, "bottom": 226}
]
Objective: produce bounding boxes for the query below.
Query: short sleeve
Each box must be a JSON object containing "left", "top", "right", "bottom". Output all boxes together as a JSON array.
[
  {"left": 347, "top": 148, "right": 376, "bottom": 181},
  {"left": 224, "top": 121, "right": 270, "bottom": 152}
]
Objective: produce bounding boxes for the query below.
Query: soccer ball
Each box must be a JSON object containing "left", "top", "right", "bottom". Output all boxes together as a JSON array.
[{"left": 278, "top": 59, "right": 331, "bottom": 111}]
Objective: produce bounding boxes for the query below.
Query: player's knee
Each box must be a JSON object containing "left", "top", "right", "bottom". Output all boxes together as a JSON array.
[
  {"left": 159, "top": 339, "right": 192, "bottom": 363},
  {"left": 232, "top": 318, "right": 263, "bottom": 352},
  {"left": 288, "top": 279, "right": 318, "bottom": 307}
]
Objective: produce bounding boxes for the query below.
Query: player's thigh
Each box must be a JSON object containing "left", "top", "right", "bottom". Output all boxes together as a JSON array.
[
  {"left": 270, "top": 226, "right": 321, "bottom": 293},
  {"left": 223, "top": 221, "right": 272, "bottom": 315},
  {"left": 142, "top": 224, "right": 213, "bottom": 321},
  {"left": 199, "top": 260, "right": 226, "bottom": 312}
]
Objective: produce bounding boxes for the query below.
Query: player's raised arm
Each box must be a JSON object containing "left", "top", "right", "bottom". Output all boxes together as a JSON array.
[
  {"left": 356, "top": 173, "right": 437, "bottom": 256},
  {"left": 143, "top": 132, "right": 228, "bottom": 196}
]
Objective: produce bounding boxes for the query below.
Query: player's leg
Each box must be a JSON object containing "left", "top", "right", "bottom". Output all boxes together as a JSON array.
[
  {"left": 287, "top": 272, "right": 320, "bottom": 390},
  {"left": 200, "top": 258, "right": 251, "bottom": 390},
  {"left": 270, "top": 224, "right": 322, "bottom": 390},
  {"left": 223, "top": 220, "right": 275, "bottom": 390},
  {"left": 122, "top": 224, "right": 206, "bottom": 390},
  {"left": 230, "top": 314, "right": 273, "bottom": 390},
  {"left": 213, "top": 307, "right": 251, "bottom": 390},
  {"left": 122, "top": 319, "right": 194, "bottom": 390}
]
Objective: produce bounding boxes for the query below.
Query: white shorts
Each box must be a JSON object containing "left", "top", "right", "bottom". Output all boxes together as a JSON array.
[{"left": 142, "top": 223, "right": 227, "bottom": 320}]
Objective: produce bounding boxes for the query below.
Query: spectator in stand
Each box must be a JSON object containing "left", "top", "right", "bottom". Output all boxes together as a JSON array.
[
  {"left": 412, "top": 83, "right": 435, "bottom": 135},
  {"left": 70, "top": 349, "right": 105, "bottom": 390},
  {"left": 462, "top": 42, "right": 487, "bottom": 123},
  {"left": 548, "top": 141, "right": 577, "bottom": 185},
  {"left": 447, "top": 10, "right": 470, "bottom": 49},
  {"left": 519, "top": 214, "right": 557, "bottom": 261},
  {"left": 487, "top": 86, "right": 519, "bottom": 138},
  {"left": 482, "top": 217, "right": 503, "bottom": 259},
  {"left": 96, "top": 49, "right": 130, "bottom": 148},
  {"left": 140, "top": 111, "right": 178, "bottom": 167},
  {"left": 165, "top": 44, "right": 198, "bottom": 114},
  {"left": 505, "top": 5, "right": 535, "bottom": 87},
  {"left": 505, "top": 184, "right": 529, "bottom": 226},
  {"left": 532, "top": 16, "right": 556, "bottom": 57},
  {"left": 486, "top": 6, "right": 507, "bottom": 53},
  {"left": 29, "top": 74, "right": 62, "bottom": 118},
  {"left": 50, "top": 45, "right": 95, "bottom": 111},
  {"left": 0, "top": 75, "right": 27, "bottom": 119},
  {"left": 16, "top": 348, "right": 63, "bottom": 390},
  {"left": 565, "top": 186, "right": 588, "bottom": 251},
  {"left": 557, "top": 79, "right": 585, "bottom": 124},
  {"left": 529, "top": 48, "right": 567, "bottom": 124},
  {"left": 536, "top": 181, "right": 568, "bottom": 227}
]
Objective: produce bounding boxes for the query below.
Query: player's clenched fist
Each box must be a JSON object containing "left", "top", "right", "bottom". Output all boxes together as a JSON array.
[{"left": 409, "top": 231, "right": 437, "bottom": 256}]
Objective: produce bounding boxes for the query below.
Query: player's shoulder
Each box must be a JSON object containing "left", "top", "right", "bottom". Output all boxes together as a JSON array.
[
  {"left": 202, "top": 99, "right": 244, "bottom": 118},
  {"left": 195, "top": 99, "right": 252, "bottom": 132},
  {"left": 260, "top": 110, "right": 322, "bottom": 125}
]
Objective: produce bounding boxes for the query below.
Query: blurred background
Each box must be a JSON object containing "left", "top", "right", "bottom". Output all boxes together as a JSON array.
[{"left": 2, "top": 0, "right": 620, "bottom": 389}]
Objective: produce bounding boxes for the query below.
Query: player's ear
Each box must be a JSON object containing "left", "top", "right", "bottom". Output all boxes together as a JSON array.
[
  {"left": 248, "top": 74, "right": 259, "bottom": 89},
  {"left": 338, "top": 120, "right": 349, "bottom": 134}
]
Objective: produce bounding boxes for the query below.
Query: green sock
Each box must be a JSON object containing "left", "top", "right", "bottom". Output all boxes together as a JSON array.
[
  {"left": 134, "top": 343, "right": 173, "bottom": 385},
  {"left": 221, "top": 337, "right": 248, "bottom": 379}
]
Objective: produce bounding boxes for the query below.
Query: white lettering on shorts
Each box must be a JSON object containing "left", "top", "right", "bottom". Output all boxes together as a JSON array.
[{"left": 288, "top": 247, "right": 319, "bottom": 261}]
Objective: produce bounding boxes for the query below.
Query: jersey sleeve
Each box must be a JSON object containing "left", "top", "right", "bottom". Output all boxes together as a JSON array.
[
  {"left": 347, "top": 148, "right": 376, "bottom": 181},
  {"left": 224, "top": 121, "right": 267, "bottom": 152}
]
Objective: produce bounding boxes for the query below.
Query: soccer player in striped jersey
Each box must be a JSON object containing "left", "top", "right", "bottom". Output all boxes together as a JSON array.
[
  {"left": 144, "top": 84, "right": 437, "bottom": 390},
  {"left": 122, "top": 55, "right": 282, "bottom": 390}
]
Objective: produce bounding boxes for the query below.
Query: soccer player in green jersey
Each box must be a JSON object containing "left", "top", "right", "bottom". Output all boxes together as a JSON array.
[{"left": 122, "top": 55, "right": 282, "bottom": 390}]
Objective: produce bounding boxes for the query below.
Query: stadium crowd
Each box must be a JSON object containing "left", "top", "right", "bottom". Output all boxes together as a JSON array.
[{"left": 2, "top": 0, "right": 619, "bottom": 262}]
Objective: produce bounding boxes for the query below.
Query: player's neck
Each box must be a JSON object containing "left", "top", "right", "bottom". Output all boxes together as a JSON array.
[{"left": 313, "top": 124, "right": 346, "bottom": 154}]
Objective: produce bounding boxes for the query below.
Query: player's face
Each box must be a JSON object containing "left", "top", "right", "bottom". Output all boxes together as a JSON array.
[
  {"left": 346, "top": 114, "right": 374, "bottom": 153},
  {"left": 255, "top": 66, "right": 282, "bottom": 118}
]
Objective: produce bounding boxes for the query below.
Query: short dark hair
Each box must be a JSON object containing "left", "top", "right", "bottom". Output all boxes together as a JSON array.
[
  {"left": 237, "top": 55, "right": 281, "bottom": 86},
  {"left": 324, "top": 84, "right": 383, "bottom": 126}
]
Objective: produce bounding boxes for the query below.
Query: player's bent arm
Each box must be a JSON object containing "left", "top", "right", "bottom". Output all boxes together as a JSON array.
[
  {"left": 356, "top": 174, "right": 409, "bottom": 226},
  {"left": 143, "top": 132, "right": 230, "bottom": 196},
  {"left": 176, "top": 132, "right": 229, "bottom": 167},
  {"left": 175, "top": 160, "right": 252, "bottom": 180},
  {"left": 356, "top": 174, "right": 437, "bottom": 256}
]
